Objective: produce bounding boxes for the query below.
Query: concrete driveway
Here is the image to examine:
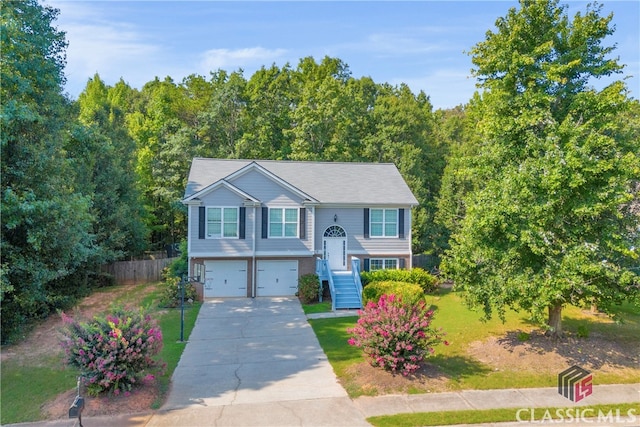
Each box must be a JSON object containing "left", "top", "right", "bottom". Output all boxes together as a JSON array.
[{"left": 147, "top": 297, "right": 369, "bottom": 426}]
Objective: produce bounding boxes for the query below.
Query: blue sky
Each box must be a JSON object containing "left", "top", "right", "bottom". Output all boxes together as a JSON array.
[{"left": 49, "top": 1, "right": 639, "bottom": 109}]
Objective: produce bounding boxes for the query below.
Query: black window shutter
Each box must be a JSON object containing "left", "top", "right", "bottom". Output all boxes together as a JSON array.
[
  {"left": 198, "top": 207, "right": 205, "bottom": 239},
  {"left": 299, "top": 208, "right": 306, "bottom": 239},
  {"left": 261, "top": 207, "right": 268, "bottom": 239},
  {"left": 364, "top": 208, "right": 370, "bottom": 239},
  {"left": 399, "top": 258, "right": 406, "bottom": 269},
  {"left": 239, "top": 207, "right": 246, "bottom": 239},
  {"left": 398, "top": 208, "right": 405, "bottom": 239},
  {"left": 363, "top": 258, "right": 370, "bottom": 272}
]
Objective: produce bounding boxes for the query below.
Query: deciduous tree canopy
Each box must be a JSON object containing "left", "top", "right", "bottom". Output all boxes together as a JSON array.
[{"left": 441, "top": 0, "right": 639, "bottom": 337}]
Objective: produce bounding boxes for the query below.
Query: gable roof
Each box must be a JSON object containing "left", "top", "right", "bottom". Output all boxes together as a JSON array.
[{"left": 183, "top": 158, "right": 419, "bottom": 206}]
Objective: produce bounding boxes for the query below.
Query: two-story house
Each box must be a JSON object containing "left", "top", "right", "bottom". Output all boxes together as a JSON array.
[{"left": 182, "top": 158, "right": 419, "bottom": 306}]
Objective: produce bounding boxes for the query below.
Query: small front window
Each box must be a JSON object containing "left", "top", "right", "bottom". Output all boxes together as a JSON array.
[
  {"left": 370, "top": 209, "right": 398, "bottom": 237},
  {"left": 269, "top": 208, "right": 298, "bottom": 238},
  {"left": 370, "top": 258, "right": 398, "bottom": 271}
]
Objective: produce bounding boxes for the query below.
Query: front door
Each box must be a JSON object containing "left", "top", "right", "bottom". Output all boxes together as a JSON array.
[{"left": 323, "top": 225, "right": 347, "bottom": 271}]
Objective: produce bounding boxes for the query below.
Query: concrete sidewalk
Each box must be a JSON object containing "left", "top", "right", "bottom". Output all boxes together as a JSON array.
[{"left": 11, "top": 384, "right": 638, "bottom": 426}]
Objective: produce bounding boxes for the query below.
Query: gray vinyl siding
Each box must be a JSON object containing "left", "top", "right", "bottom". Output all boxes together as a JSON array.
[
  {"left": 230, "top": 169, "right": 304, "bottom": 205},
  {"left": 199, "top": 186, "right": 245, "bottom": 205},
  {"left": 315, "top": 207, "right": 412, "bottom": 255}
]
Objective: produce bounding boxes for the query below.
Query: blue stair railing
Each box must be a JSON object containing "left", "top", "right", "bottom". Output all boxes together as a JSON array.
[
  {"left": 351, "top": 257, "right": 364, "bottom": 307},
  {"left": 315, "top": 258, "right": 336, "bottom": 311}
]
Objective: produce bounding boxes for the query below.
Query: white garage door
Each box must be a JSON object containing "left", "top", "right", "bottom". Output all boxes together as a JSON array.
[
  {"left": 204, "top": 261, "right": 247, "bottom": 297},
  {"left": 256, "top": 260, "right": 298, "bottom": 297}
]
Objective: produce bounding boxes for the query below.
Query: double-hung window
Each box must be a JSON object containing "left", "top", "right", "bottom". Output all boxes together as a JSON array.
[
  {"left": 370, "top": 208, "right": 398, "bottom": 237},
  {"left": 370, "top": 258, "right": 398, "bottom": 271},
  {"left": 207, "top": 207, "right": 238, "bottom": 238},
  {"left": 269, "top": 208, "right": 298, "bottom": 238}
]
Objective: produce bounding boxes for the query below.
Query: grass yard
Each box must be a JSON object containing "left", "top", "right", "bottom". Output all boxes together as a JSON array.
[
  {"left": 367, "top": 403, "right": 640, "bottom": 427},
  {"left": 0, "top": 282, "right": 201, "bottom": 424},
  {"left": 309, "top": 288, "right": 640, "bottom": 397}
]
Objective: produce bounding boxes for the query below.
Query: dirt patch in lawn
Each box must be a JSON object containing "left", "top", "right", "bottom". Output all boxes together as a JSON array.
[
  {"left": 345, "top": 361, "right": 452, "bottom": 395},
  {"left": 41, "top": 380, "right": 161, "bottom": 420},
  {"left": 1, "top": 283, "right": 161, "bottom": 419},
  {"left": 469, "top": 329, "right": 640, "bottom": 374}
]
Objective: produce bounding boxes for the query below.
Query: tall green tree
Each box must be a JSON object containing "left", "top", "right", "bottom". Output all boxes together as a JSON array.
[
  {"left": 71, "top": 75, "right": 148, "bottom": 261},
  {"left": 127, "top": 76, "right": 188, "bottom": 248},
  {"left": 443, "top": 0, "right": 639, "bottom": 337},
  {"left": 237, "top": 64, "right": 295, "bottom": 159},
  {"left": 1, "top": 0, "right": 96, "bottom": 340},
  {"left": 362, "top": 84, "right": 442, "bottom": 254}
]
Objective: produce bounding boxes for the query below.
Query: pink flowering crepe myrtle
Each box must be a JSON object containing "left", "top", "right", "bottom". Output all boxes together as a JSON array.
[
  {"left": 59, "top": 308, "right": 165, "bottom": 396},
  {"left": 348, "top": 294, "right": 448, "bottom": 376}
]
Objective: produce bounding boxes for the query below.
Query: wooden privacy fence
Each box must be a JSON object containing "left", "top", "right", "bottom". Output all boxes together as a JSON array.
[{"left": 102, "top": 257, "right": 178, "bottom": 285}]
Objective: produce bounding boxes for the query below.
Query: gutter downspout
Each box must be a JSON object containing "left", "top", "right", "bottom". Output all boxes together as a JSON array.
[{"left": 251, "top": 204, "right": 257, "bottom": 298}]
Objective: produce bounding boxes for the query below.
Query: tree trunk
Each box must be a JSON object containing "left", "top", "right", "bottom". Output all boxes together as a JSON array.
[{"left": 546, "top": 303, "right": 564, "bottom": 339}]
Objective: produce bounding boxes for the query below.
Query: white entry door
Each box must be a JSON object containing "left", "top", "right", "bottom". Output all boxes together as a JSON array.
[
  {"left": 204, "top": 261, "right": 247, "bottom": 297},
  {"left": 324, "top": 238, "right": 347, "bottom": 270}
]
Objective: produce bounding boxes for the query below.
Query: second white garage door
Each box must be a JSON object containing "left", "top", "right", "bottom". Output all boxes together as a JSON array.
[
  {"left": 204, "top": 260, "right": 248, "bottom": 297},
  {"left": 256, "top": 260, "right": 298, "bottom": 297}
]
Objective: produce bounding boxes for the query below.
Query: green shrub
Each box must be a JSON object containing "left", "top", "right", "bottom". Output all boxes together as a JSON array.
[
  {"left": 362, "top": 281, "right": 424, "bottom": 306},
  {"left": 577, "top": 325, "right": 590, "bottom": 338},
  {"left": 167, "top": 240, "right": 188, "bottom": 278},
  {"left": 159, "top": 269, "right": 198, "bottom": 308},
  {"left": 361, "top": 268, "right": 438, "bottom": 293},
  {"left": 298, "top": 274, "right": 320, "bottom": 304}
]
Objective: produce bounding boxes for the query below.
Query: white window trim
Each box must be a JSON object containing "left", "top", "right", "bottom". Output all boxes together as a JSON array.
[
  {"left": 370, "top": 208, "right": 398, "bottom": 238},
  {"left": 369, "top": 258, "right": 399, "bottom": 271},
  {"left": 206, "top": 206, "right": 239, "bottom": 239},
  {"left": 269, "top": 207, "right": 299, "bottom": 238}
]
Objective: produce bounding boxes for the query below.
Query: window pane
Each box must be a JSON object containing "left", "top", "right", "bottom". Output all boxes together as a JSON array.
[
  {"left": 371, "top": 223, "right": 383, "bottom": 237},
  {"left": 370, "top": 260, "right": 383, "bottom": 271},
  {"left": 223, "top": 223, "right": 237, "bottom": 237},
  {"left": 385, "top": 209, "right": 397, "bottom": 222},
  {"left": 208, "top": 208, "right": 221, "bottom": 221},
  {"left": 385, "top": 259, "right": 398, "bottom": 269},
  {"left": 270, "top": 223, "right": 282, "bottom": 237},
  {"left": 370, "top": 209, "right": 383, "bottom": 222},
  {"left": 270, "top": 209, "right": 282, "bottom": 222},
  {"left": 385, "top": 223, "right": 397, "bottom": 236},
  {"left": 285, "top": 208, "right": 298, "bottom": 222},
  {"left": 284, "top": 223, "right": 297, "bottom": 237},
  {"left": 224, "top": 208, "right": 237, "bottom": 221},
  {"left": 207, "top": 222, "right": 221, "bottom": 237}
]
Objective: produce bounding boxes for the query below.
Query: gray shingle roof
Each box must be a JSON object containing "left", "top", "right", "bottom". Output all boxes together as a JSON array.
[{"left": 184, "top": 158, "right": 419, "bottom": 206}]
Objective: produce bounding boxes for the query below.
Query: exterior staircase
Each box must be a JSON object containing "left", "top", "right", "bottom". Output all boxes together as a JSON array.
[
  {"left": 331, "top": 271, "right": 362, "bottom": 309},
  {"left": 315, "top": 258, "right": 363, "bottom": 311}
]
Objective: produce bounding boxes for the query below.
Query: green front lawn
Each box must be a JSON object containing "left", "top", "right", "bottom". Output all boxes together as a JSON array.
[{"left": 309, "top": 287, "right": 640, "bottom": 397}]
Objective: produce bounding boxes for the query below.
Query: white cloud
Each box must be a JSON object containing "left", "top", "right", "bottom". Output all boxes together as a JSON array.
[
  {"left": 50, "top": 1, "right": 186, "bottom": 97},
  {"left": 200, "top": 47, "right": 288, "bottom": 72}
]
